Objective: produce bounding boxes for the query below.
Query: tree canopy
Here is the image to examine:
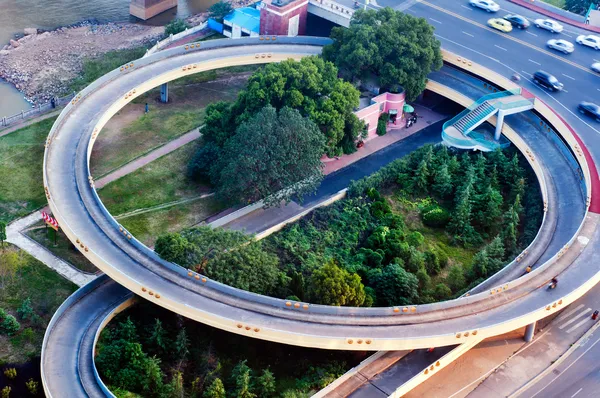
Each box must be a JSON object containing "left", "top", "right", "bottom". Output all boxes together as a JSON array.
[
  {"left": 323, "top": 7, "right": 443, "bottom": 101},
  {"left": 208, "top": 1, "right": 234, "bottom": 22},
  {"left": 211, "top": 105, "right": 326, "bottom": 206}
]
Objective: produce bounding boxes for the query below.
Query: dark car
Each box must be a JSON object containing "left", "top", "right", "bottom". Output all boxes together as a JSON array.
[
  {"left": 533, "top": 70, "right": 563, "bottom": 91},
  {"left": 578, "top": 102, "right": 600, "bottom": 122},
  {"left": 504, "top": 14, "right": 530, "bottom": 29}
]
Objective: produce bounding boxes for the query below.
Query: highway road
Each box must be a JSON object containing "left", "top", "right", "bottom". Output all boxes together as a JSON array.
[{"left": 38, "top": 2, "right": 600, "bottom": 396}]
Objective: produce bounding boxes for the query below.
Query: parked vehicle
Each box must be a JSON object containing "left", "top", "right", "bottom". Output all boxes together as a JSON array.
[
  {"left": 405, "top": 113, "right": 418, "bottom": 128},
  {"left": 578, "top": 102, "right": 600, "bottom": 122},
  {"left": 576, "top": 34, "right": 600, "bottom": 50},
  {"left": 469, "top": 0, "right": 499, "bottom": 12},
  {"left": 547, "top": 39, "right": 574, "bottom": 54},
  {"left": 533, "top": 70, "right": 563, "bottom": 91},
  {"left": 534, "top": 19, "right": 563, "bottom": 33},
  {"left": 503, "top": 14, "right": 530, "bottom": 29}
]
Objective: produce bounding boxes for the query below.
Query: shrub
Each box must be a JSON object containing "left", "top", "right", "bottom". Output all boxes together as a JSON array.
[
  {"left": 433, "top": 283, "right": 452, "bottom": 300},
  {"left": 164, "top": 19, "right": 189, "bottom": 36},
  {"left": 17, "top": 297, "right": 34, "bottom": 321},
  {"left": 424, "top": 251, "right": 441, "bottom": 275},
  {"left": 406, "top": 231, "right": 424, "bottom": 248},
  {"left": 1, "top": 386, "right": 10, "bottom": 398},
  {"left": 446, "top": 265, "right": 466, "bottom": 293},
  {"left": 188, "top": 142, "right": 221, "bottom": 181},
  {"left": 421, "top": 205, "right": 451, "bottom": 227},
  {"left": 3, "top": 368, "right": 17, "bottom": 379},
  {"left": 1, "top": 314, "right": 20, "bottom": 336},
  {"left": 376, "top": 118, "right": 387, "bottom": 136},
  {"left": 26, "top": 379, "right": 39, "bottom": 395}
]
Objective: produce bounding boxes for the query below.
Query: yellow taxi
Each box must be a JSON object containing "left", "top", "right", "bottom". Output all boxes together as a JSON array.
[{"left": 488, "top": 18, "right": 513, "bottom": 33}]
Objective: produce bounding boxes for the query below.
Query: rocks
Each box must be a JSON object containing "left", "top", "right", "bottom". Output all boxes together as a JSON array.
[
  {"left": 0, "top": 50, "right": 9, "bottom": 56},
  {"left": 9, "top": 39, "right": 20, "bottom": 48},
  {"left": 24, "top": 28, "right": 38, "bottom": 35}
]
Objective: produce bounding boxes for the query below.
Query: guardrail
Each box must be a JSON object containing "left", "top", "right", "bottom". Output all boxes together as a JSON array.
[
  {"left": 0, "top": 92, "right": 75, "bottom": 129},
  {"left": 145, "top": 22, "right": 208, "bottom": 57}
]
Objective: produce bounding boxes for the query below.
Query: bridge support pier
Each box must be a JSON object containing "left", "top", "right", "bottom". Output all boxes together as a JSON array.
[
  {"left": 160, "top": 83, "right": 168, "bottom": 103},
  {"left": 524, "top": 322, "right": 536, "bottom": 342},
  {"left": 495, "top": 111, "right": 505, "bottom": 141}
]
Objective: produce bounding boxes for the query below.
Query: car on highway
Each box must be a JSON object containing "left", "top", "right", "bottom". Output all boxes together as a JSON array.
[
  {"left": 578, "top": 102, "right": 600, "bottom": 122},
  {"left": 503, "top": 14, "right": 530, "bottom": 29},
  {"left": 592, "top": 62, "right": 600, "bottom": 73},
  {"left": 547, "top": 39, "right": 574, "bottom": 54},
  {"left": 488, "top": 18, "right": 512, "bottom": 32},
  {"left": 469, "top": 0, "right": 500, "bottom": 12},
  {"left": 534, "top": 19, "right": 564, "bottom": 33},
  {"left": 576, "top": 34, "right": 600, "bottom": 50},
  {"left": 533, "top": 70, "right": 564, "bottom": 91}
]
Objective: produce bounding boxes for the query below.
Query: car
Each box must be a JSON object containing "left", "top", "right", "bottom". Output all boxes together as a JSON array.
[
  {"left": 534, "top": 19, "right": 564, "bottom": 33},
  {"left": 533, "top": 70, "right": 564, "bottom": 91},
  {"left": 547, "top": 39, "right": 574, "bottom": 54},
  {"left": 488, "top": 18, "right": 512, "bottom": 32},
  {"left": 578, "top": 102, "right": 600, "bottom": 122},
  {"left": 469, "top": 0, "right": 500, "bottom": 12},
  {"left": 592, "top": 62, "right": 600, "bottom": 73},
  {"left": 576, "top": 34, "right": 600, "bottom": 50},
  {"left": 503, "top": 14, "right": 530, "bottom": 29}
]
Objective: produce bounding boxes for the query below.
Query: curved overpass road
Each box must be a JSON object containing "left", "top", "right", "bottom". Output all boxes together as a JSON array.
[{"left": 39, "top": 31, "right": 600, "bottom": 398}]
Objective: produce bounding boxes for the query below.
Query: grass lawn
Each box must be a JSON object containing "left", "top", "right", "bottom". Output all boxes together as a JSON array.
[
  {"left": 0, "top": 245, "right": 77, "bottom": 364},
  {"left": 541, "top": 0, "right": 566, "bottom": 8},
  {"left": 25, "top": 227, "right": 98, "bottom": 274},
  {"left": 98, "top": 142, "right": 224, "bottom": 246},
  {"left": 0, "top": 117, "right": 55, "bottom": 223}
]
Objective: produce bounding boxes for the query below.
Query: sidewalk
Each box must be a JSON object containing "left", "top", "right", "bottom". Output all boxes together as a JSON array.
[
  {"left": 507, "top": 0, "right": 600, "bottom": 33},
  {"left": 0, "top": 109, "right": 60, "bottom": 138},
  {"left": 6, "top": 211, "right": 96, "bottom": 287}
]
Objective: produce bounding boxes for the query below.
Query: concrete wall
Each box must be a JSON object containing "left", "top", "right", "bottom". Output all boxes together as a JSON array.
[
  {"left": 130, "top": 0, "right": 177, "bottom": 20},
  {"left": 354, "top": 91, "right": 406, "bottom": 138},
  {"left": 260, "top": 0, "right": 308, "bottom": 36}
]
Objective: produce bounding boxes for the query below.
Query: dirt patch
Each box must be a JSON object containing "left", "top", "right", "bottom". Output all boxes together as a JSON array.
[{"left": 0, "top": 22, "right": 164, "bottom": 103}]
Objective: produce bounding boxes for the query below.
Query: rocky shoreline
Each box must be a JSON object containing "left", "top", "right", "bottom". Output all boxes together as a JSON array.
[{"left": 0, "top": 20, "right": 165, "bottom": 104}]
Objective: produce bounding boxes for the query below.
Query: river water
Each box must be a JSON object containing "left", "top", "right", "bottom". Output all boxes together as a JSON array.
[{"left": 0, "top": 0, "right": 216, "bottom": 119}]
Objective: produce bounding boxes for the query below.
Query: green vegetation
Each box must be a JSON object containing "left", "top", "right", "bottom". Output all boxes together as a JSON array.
[
  {"left": 542, "top": 0, "right": 566, "bottom": 7},
  {"left": 564, "top": 0, "right": 593, "bottom": 15},
  {"left": 0, "top": 245, "right": 77, "bottom": 364},
  {"left": 164, "top": 19, "right": 190, "bottom": 36},
  {"left": 26, "top": 227, "right": 97, "bottom": 273},
  {"left": 208, "top": 1, "right": 234, "bottom": 23},
  {"left": 158, "top": 145, "right": 541, "bottom": 305},
  {"left": 208, "top": 106, "right": 326, "bottom": 206},
  {"left": 0, "top": 117, "right": 55, "bottom": 223},
  {"left": 96, "top": 302, "right": 360, "bottom": 397},
  {"left": 70, "top": 47, "right": 147, "bottom": 93},
  {"left": 323, "top": 7, "right": 443, "bottom": 101}
]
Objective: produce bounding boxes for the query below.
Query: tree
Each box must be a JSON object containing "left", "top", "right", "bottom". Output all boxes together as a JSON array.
[
  {"left": 0, "top": 221, "right": 6, "bottom": 246},
  {"left": 472, "top": 250, "right": 489, "bottom": 279},
  {"left": 446, "top": 265, "right": 466, "bottom": 293},
  {"left": 204, "top": 378, "right": 226, "bottom": 398},
  {"left": 188, "top": 142, "right": 221, "bottom": 181},
  {"left": 175, "top": 327, "right": 190, "bottom": 360},
  {"left": 0, "top": 249, "right": 23, "bottom": 288},
  {"left": 201, "top": 101, "right": 236, "bottom": 147},
  {"left": 485, "top": 236, "right": 505, "bottom": 274},
  {"left": 416, "top": 268, "right": 431, "bottom": 293},
  {"left": 208, "top": 1, "right": 234, "bottom": 22},
  {"left": 473, "top": 184, "right": 503, "bottom": 231},
  {"left": 256, "top": 369, "right": 276, "bottom": 397},
  {"left": 309, "top": 260, "right": 366, "bottom": 306},
  {"left": 433, "top": 283, "right": 452, "bottom": 301},
  {"left": 165, "top": 19, "right": 190, "bottom": 36},
  {"left": 1, "top": 314, "right": 20, "bottom": 336},
  {"left": 17, "top": 297, "right": 34, "bottom": 321},
  {"left": 372, "top": 264, "right": 419, "bottom": 306},
  {"left": 323, "top": 7, "right": 443, "bottom": 101},
  {"left": 148, "top": 318, "right": 168, "bottom": 354},
  {"left": 565, "top": 0, "right": 596, "bottom": 15},
  {"left": 211, "top": 106, "right": 326, "bottom": 207},
  {"left": 231, "top": 360, "right": 256, "bottom": 398},
  {"left": 167, "top": 371, "right": 184, "bottom": 398},
  {"left": 412, "top": 160, "right": 429, "bottom": 193},
  {"left": 155, "top": 233, "right": 192, "bottom": 266},
  {"left": 432, "top": 164, "right": 453, "bottom": 198}
]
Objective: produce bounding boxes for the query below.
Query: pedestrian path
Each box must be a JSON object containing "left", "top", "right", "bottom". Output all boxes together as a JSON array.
[
  {"left": 556, "top": 304, "right": 595, "bottom": 334},
  {"left": 0, "top": 109, "right": 61, "bottom": 138},
  {"left": 6, "top": 211, "right": 96, "bottom": 287}
]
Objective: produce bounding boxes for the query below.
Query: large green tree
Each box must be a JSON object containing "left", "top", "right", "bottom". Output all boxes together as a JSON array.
[
  {"left": 211, "top": 105, "right": 326, "bottom": 206},
  {"left": 565, "top": 0, "right": 595, "bottom": 15},
  {"left": 323, "top": 7, "right": 443, "bottom": 101},
  {"left": 372, "top": 263, "right": 419, "bottom": 306},
  {"left": 309, "top": 260, "right": 366, "bottom": 306}
]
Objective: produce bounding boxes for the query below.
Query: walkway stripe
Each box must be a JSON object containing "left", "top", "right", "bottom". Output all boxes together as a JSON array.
[
  {"left": 557, "top": 304, "right": 586, "bottom": 321},
  {"left": 566, "top": 317, "right": 592, "bottom": 333},
  {"left": 559, "top": 308, "right": 592, "bottom": 329}
]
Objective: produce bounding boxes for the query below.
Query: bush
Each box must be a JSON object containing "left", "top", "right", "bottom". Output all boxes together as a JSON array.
[
  {"left": 164, "top": 19, "right": 189, "bottom": 36},
  {"left": 376, "top": 118, "right": 387, "bottom": 136},
  {"left": 1, "top": 314, "right": 20, "bottom": 336},
  {"left": 17, "top": 297, "right": 34, "bottom": 320},
  {"left": 1, "top": 386, "right": 10, "bottom": 398},
  {"left": 421, "top": 205, "right": 451, "bottom": 227},
  {"left": 424, "top": 251, "right": 441, "bottom": 275},
  {"left": 188, "top": 142, "right": 221, "bottom": 181},
  {"left": 3, "top": 368, "right": 17, "bottom": 379},
  {"left": 433, "top": 283, "right": 452, "bottom": 301},
  {"left": 25, "top": 379, "right": 39, "bottom": 395}
]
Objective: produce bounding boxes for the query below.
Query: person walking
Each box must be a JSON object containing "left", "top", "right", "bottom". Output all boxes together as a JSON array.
[{"left": 145, "top": 103, "right": 149, "bottom": 113}]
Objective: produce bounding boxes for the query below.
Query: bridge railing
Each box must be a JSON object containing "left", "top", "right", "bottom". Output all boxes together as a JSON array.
[{"left": 0, "top": 92, "right": 75, "bottom": 129}]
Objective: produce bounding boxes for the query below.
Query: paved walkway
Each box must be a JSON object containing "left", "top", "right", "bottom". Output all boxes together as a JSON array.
[
  {"left": 6, "top": 211, "right": 96, "bottom": 287},
  {"left": 507, "top": 0, "right": 600, "bottom": 33},
  {"left": 95, "top": 127, "right": 202, "bottom": 188},
  {"left": 0, "top": 109, "right": 61, "bottom": 138}
]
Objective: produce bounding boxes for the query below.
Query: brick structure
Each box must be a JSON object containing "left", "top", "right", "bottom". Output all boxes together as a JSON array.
[
  {"left": 130, "top": 0, "right": 177, "bottom": 20},
  {"left": 259, "top": 0, "right": 308, "bottom": 36}
]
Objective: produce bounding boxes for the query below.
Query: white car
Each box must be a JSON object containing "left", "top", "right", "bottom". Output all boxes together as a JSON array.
[
  {"left": 547, "top": 39, "right": 574, "bottom": 54},
  {"left": 469, "top": 0, "right": 500, "bottom": 12},
  {"left": 534, "top": 19, "right": 564, "bottom": 33},
  {"left": 576, "top": 34, "right": 600, "bottom": 50},
  {"left": 592, "top": 62, "right": 600, "bottom": 73}
]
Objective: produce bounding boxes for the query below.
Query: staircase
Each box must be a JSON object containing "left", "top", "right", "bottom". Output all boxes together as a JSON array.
[{"left": 442, "top": 89, "right": 535, "bottom": 152}]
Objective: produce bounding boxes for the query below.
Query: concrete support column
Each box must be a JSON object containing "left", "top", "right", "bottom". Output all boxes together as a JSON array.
[
  {"left": 495, "top": 111, "right": 504, "bottom": 141},
  {"left": 524, "top": 322, "right": 536, "bottom": 342},
  {"left": 160, "top": 83, "right": 168, "bottom": 103}
]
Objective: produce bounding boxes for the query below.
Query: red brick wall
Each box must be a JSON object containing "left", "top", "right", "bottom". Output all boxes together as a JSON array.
[{"left": 260, "top": 0, "right": 308, "bottom": 36}]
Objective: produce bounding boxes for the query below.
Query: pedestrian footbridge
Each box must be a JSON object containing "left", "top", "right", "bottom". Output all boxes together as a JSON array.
[{"left": 442, "top": 88, "right": 535, "bottom": 151}]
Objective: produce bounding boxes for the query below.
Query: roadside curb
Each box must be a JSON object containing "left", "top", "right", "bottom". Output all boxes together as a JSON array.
[
  {"left": 507, "top": 0, "right": 600, "bottom": 34},
  {"left": 508, "top": 319, "right": 600, "bottom": 397}
]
